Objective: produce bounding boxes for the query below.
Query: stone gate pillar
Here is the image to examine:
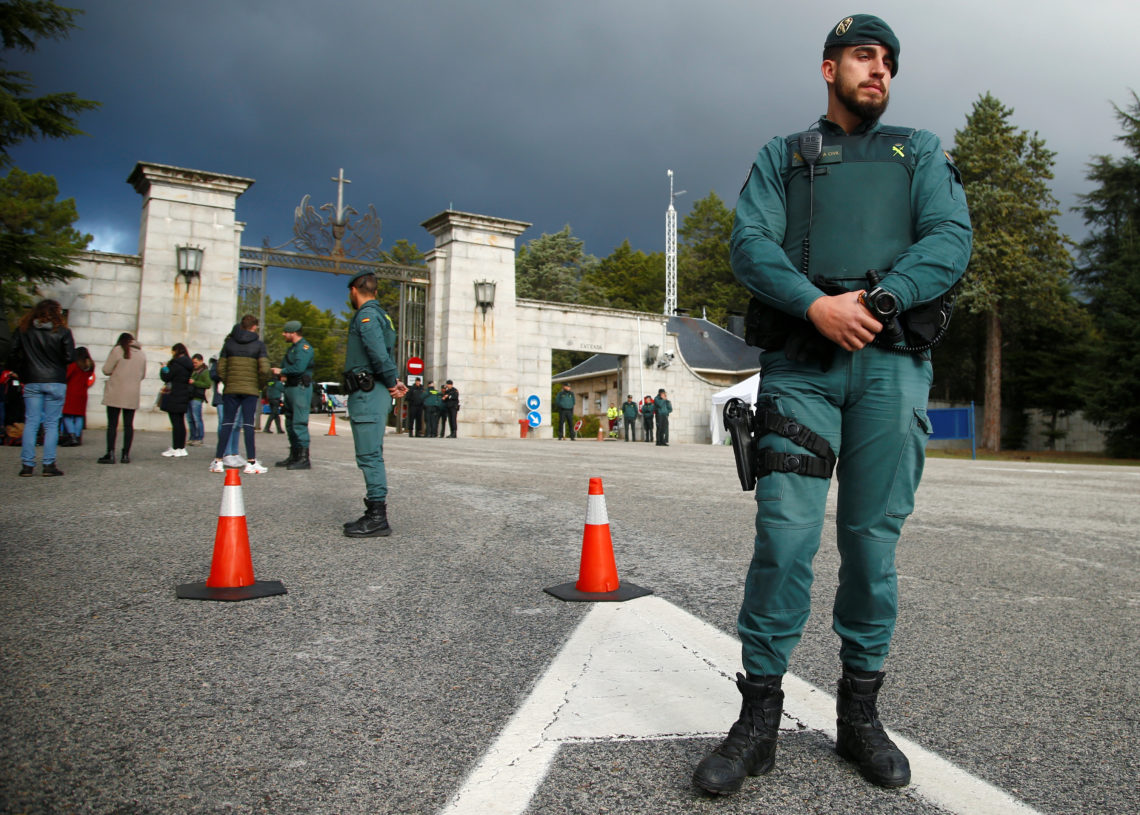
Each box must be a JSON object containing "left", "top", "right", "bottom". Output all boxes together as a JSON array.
[
  {"left": 128, "top": 162, "right": 254, "bottom": 364},
  {"left": 421, "top": 210, "right": 531, "bottom": 438}
]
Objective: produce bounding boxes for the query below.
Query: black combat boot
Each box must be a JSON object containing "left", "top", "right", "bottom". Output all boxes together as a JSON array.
[
  {"left": 835, "top": 669, "right": 911, "bottom": 788},
  {"left": 693, "top": 673, "right": 784, "bottom": 795},
  {"left": 275, "top": 445, "right": 298, "bottom": 467},
  {"left": 98, "top": 451, "right": 115, "bottom": 464},
  {"left": 343, "top": 499, "right": 391, "bottom": 538},
  {"left": 287, "top": 447, "right": 311, "bottom": 470}
]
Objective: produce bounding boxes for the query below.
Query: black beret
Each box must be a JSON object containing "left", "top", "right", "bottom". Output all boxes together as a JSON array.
[{"left": 824, "top": 14, "right": 899, "bottom": 76}]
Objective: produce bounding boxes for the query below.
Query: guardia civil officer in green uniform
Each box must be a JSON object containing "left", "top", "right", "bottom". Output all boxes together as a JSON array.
[
  {"left": 272, "top": 320, "right": 315, "bottom": 470},
  {"left": 694, "top": 15, "right": 971, "bottom": 795},
  {"left": 342, "top": 272, "right": 407, "bottom": 537}
]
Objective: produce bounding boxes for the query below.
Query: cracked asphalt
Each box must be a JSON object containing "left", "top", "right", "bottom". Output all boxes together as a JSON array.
[{"left": 2, "top": 428, "right": 1137, "bottom": 814}]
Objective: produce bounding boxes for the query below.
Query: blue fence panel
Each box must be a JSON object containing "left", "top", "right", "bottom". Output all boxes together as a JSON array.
[{"left": 927, "top": 403, "right": 976, "bottom": 459}]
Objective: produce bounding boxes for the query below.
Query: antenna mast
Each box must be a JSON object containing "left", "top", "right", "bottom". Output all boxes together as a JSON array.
[{"left": 664, "top": 170, "right": 685, "bottom": 316}]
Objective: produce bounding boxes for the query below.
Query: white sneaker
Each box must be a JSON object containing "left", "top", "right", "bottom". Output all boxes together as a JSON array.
[
  {"left": 161, "top": 448, "right": 177, "bottom": 457},
  {"left": 174, "top": 448, "right": 189, "bottom": 457},
  {"left": 243, "top": 460, "right": 268, "bottom": 474},
  {"left": 222, "top": 454, "right": 247, "bottom": 469},
  {"left": 209, "top": 459, "right": 224, "bottom": 473}
]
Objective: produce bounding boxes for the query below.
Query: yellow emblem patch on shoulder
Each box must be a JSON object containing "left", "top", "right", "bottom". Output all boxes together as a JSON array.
[
  {"left": 302, "top": 344, "right": 310, "bottom": 350},
  {"left": 361, "top": 318, "right": 371, "bottom": 323}
]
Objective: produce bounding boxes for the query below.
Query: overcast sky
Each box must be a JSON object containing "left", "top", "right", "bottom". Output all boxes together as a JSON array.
[{"left": 10, "top": 0, "right": 1139, "bottom": 314}]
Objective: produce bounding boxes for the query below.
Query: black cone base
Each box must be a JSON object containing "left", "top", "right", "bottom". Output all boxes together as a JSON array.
[
  {"left": 176, "top": 580, "right": 287, "bottom": 602},
  {"left": 544, "top": 581, "right": 653, "bottom": 603}
]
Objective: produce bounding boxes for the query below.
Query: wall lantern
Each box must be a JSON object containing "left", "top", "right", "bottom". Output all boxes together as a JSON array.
[
  {"left": 644, "top": 344, "right": 659, "bottom": 367},
  {"left": 474, "top": 279, "right": 496, "bottom": 319},
  {"left": 176, "top": 245, "right": 204, "bottom": 291}
]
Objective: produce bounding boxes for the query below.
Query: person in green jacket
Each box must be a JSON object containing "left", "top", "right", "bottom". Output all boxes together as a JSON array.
[
  {"left": 422, "top": 382, "right": 443, "bottom": 438},
  {"left": 640, "top": 395, "right": 654, "bottom": 442},
  {"left": 188, "top": 354, "right": 213, "bottom": 446},
  {"left": 272, "top": 320, "right": 315, "bottom": 470},
  {"left": 653, "top": 389, "right": 672, "bottom": 446},
  {"left": 621, "top": 395, "right": 639, "bottom": 442},
  {"left": 694, "top": 15, "right": 971, "bottom": 796},
  {"left": 554, "top": 384, "right": 576, "bottom": 440},
  {"left": 341, "top": 272, "right": 406, "bottom": 537},
  {"left": 211, "top": 315, "right": 270, "bottom": 474}
]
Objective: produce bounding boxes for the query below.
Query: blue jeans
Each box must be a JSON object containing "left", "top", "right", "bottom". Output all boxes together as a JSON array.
[
  {"left": 216, "top": 403, "right": 240, "bottom": 456},
  {"left": 62, "top": 415, "right": 85, "bottom": 436},
  {"left": 216, "top": 394, "right": 258, "bottom": 460},
  {"left": 22, "top": 382, "right": 66, "bottom": 466},
  {"left": 188, "top": 399, "right": 205, "bottom": 441}
]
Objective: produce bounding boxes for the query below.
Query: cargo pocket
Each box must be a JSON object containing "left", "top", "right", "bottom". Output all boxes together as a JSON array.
[{"left": 885, "top": 407, "right": 932, "bottom": 519}]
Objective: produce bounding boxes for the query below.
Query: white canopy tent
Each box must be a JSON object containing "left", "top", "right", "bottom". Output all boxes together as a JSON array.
[{"left": 709, "top": 373, "right": 761, "bottom": 445}]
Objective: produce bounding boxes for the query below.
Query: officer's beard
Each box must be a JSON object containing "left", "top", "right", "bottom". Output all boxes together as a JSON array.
[{"left": 835, "top": 67, "right": 890, "bottom": 122}]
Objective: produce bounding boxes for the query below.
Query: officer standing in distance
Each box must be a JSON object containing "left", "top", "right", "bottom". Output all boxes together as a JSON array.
[
  {"left": 640, "top": 394, "right": 654, "bottom": 442},
  {"left": 554, "top": 383, "right": 576, "bottom": 440},
  {"left": 622, "top": 395, "right": 639, "bottom": 442},
  {"left": 341, "top": 273, "right": 407, "bottom": 537},
  {"left": 693, "top": 15, "right": 971, "bottom": 795},
  {"left": 653, "top": 389, "right": 672, "bottom": 446},
  {"left": 272, "top": 320, "right": 315, "bottom": 470}
]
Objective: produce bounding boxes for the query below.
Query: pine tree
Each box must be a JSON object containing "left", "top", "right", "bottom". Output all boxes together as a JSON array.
[
  {"left": 1074, "top": 91, "right": 1140, "bottom": 457},
  {"left": 0, "top": 1, "right": 99, "bottom": 305},
  {"left": 951, "top": 93, "right": 1072, "bottom": 451}
]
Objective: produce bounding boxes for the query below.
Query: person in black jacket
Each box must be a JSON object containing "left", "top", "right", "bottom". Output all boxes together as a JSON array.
[
  {"left": 11, "top": 299, "right": 74, "bottom": 476},
  {"left": 405, "top": 378, "right": 425, "bottom": 437},
  {"left": 160, "top": 343, "right": 194, "bottom": 457}
]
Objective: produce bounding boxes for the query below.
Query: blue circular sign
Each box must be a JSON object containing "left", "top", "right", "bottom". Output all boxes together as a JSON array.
[
  {"left": 527, "top": 410, "right": 542, "bottom": 428},
  {"left": 526, "top": 394, "right": 541, "bottom": 410}
]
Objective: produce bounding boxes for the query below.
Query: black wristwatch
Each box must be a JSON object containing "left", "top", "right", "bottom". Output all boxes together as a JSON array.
[{"left": 861, "top": 286, "right": 899, "bottom": 323}]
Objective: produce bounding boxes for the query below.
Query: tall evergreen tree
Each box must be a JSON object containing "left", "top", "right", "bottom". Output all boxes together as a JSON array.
[
  {"left": 1074, "top": 91, "right": 1140, "bottom": 457},
  {"left": 677, "top": 191, "right": 747, "bottom": 324},
  {"left": 584, "top": 240, "right": 664, "bottom": 312},
  {"left": 515, "top": 225, "right": 603, "bottom": 305},
  {"left": 951, "top": 93, "right": 1072, "bottom": 451},
  {"left": 0, "top": 1, "right": 99, "bottom": 305}
]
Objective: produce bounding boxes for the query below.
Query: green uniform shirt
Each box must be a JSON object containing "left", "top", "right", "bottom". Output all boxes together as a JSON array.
[
  {"left": 280, "top": 338, "right": 315, "bottom": 379},
  {"left": 344, "top": 299, "right": 398, "bottom": 389},
  {"left": 622, "top": 401, "right": 639, "bottom": 420},
  {"left": 640, "top": 401, "right": 654, "bottom": 417},
  {"left": 555, "top": 390, "right": 576, "bottom": 411},
  {"left": 731, "top": 116, "right": 972, "bottom": 317},
  {"left": 654, "top": 398, "right": 672, "bottom": 416}
]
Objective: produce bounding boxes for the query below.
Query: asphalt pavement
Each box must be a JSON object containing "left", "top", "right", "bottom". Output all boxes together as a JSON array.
[{"left": 1, "top": 423, "right": 1137, "bottom": 815}]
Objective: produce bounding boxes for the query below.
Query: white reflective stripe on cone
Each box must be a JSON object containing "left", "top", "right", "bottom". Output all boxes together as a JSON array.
[
  {"left": 584, "top": 493, "right": 608, "bottom": 526},
  {"left": 219, "top": 486, "right": 245, "bottom": 518}
]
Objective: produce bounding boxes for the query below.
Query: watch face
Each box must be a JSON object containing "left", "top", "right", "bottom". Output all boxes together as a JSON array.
[{"left": 872, "top": 289, "right": 897, "bottom": 315}]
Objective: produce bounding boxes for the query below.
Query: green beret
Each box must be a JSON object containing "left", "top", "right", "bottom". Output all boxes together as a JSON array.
[
  {"left": 824, "top": 14, "right": 899, "bottom": 76},
  {"left": 282, "top": 320, "right": 302, "bottom": 333},
  {"left": 347, "top": 271, "right": 376, "bottom": 289}
]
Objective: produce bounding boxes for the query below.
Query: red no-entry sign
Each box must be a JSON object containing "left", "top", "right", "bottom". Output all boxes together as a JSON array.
[{"left": 407, "top": 357, "right": 424, "bottom": 376}]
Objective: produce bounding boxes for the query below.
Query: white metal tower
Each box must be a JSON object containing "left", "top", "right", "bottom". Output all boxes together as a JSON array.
[{"left": 664, "top": 170, "right": 685, "bottom": 316}]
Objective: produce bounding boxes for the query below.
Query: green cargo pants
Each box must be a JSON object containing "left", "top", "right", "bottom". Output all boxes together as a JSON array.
[
  {"left": 348, "top": 387, "right": 393, "bottom": 501},
  {"left": 284, "top": 384, "right": 312, "bottom": 448},
  {"left": 738, "top": 346, "right": 933, "bottom": 677}
]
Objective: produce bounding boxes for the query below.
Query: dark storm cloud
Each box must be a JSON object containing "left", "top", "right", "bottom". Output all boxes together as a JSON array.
[{"left": 8, "top": 0, "right": 1139, "bottom": 310}]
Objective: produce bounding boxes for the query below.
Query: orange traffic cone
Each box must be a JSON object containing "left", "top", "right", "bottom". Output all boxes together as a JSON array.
[
  {"left": 544, "top": 477, "right": 653, "bottom": 603},
  {"left": 176, "top": 467, "right": 287, "bottom": 601},
  {"left": 326, "top": 414, "right": 337, "bottom": 436}
]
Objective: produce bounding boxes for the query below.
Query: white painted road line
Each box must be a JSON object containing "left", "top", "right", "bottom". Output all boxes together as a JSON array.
[{"left": 439, "top": 596, "right": 1044, "bottom": 815}]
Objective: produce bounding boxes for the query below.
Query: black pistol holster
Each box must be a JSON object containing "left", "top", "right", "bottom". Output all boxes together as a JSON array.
[{"left": 724, "top": 397, "right": 836, "bottom": 492}]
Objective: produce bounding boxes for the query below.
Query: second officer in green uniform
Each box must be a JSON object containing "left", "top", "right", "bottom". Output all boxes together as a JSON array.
[
  {"left": 273, "top": 320, "right": 315, "bottom": 470},
  {"left": 342, "top": 272, "right": 406, "bottom": 537}
]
